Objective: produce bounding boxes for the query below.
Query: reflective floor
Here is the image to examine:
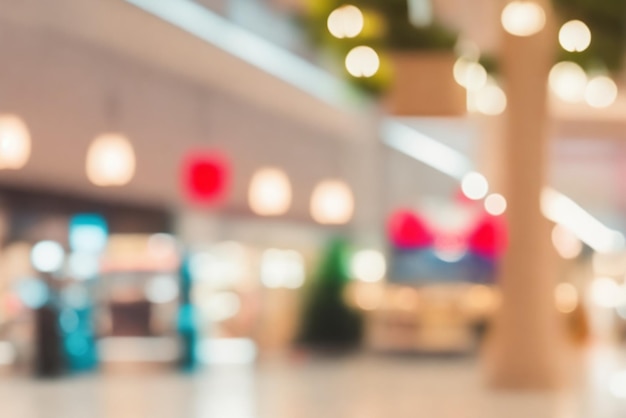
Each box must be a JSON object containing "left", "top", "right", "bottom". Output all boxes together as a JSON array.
[{"left": 1, "top": 345, "right": 625, "bottom": 418}]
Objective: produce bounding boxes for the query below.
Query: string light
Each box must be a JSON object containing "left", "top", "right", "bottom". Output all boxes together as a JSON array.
[
  {"left": 345, "top": 46, "right": 380, "bottom": 78},
  {"left": 475, "top": 82, "right": 507, "bottom": 115},
  {"left": 327, "top": 5, "right": 364, "bottom": 39},
  {"left": 549, "top": 62, "right": 588, "bottom": 103},
  {"left": 501, "top": 1, "right": 546, "bottom": 37},
  {"left": 585, "top": 76, "right": 618, "bottom": 108},
  {"left": 559, "top": 20, "right": 591, "bottom": 52}
]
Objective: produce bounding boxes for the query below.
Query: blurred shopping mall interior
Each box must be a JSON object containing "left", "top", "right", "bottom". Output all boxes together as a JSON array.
[{"left": 0, "top": 0, "right": 626, "bottom": 416}]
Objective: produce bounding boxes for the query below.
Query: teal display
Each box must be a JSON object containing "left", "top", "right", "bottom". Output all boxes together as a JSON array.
[{"left": 177, "top": 254, "right": 199, "bottom": 371}]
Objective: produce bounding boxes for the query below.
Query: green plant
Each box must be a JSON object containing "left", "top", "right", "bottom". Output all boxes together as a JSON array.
[
  {"left": 298, "top": 238, "right": 362, "bottom": 348},
  {"left": 302, "top": 0, "right": 458, "bottom": 95}
]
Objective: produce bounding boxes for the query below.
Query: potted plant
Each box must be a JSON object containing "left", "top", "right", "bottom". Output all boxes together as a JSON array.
[{"left": 303, "top": 0, "right": 466, "bottom": 116}]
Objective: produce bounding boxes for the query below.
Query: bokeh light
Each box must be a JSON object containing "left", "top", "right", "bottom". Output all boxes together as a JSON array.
[
  {"left": 69, "top": 214, "right": 108, "bottom": 254},
  {"left": 453, "top": 60, "right": 487, "bottom": 91},
  {"left": 68, "top": 253, "right": 100, "bottom": 280},
  {"left": 590, "top": 277, "right": 622, "bottom": 308},
  {"left": 345, "top": 46, "right": 380, "bottom": 78},
  {"left": 181, "top": 151, "right": 230, "bottom": 204},
  {"left": 310, "top": 180, "right": 354, "bottom": 225},
  {"left": 501, "top": 1, "right": 546, "bottom": 37},
  {"left": 559, "top": 20, "right": 591, "bottom": 52},
  {"left": 554, "top": 283, "right": 578, "bottom": 314},
  {"left": 551, "top": 224, "right": 582, "bottom": 259},
  {"left": 190, "top": 242, "right": 250, "bottom": 288},
  {"left": 592, "top": 252, "right": 626, "bottom": 277},
  {"left": 327, "top": 5, "right": 364, "bottom": 39},
  {"left": 350, "top": 250, "right": 386, "bottom": 283},
  {"left": 86, "top": 133, "right": 136, "bottom": 187},
  {"left": 145, "top": 275, "right": 179, "bottom": 304},
  {"left": 610, "top": 371, "right": 626, "bottom": 399},
  {"left": 30, "top": 240, "right": 65, "bottom": 273},
  {"left": 585, "top": 76, "right": 618, "bottom": 108},
  {"left": 16, "top": 278, "right": 49, "bottom": 309},
  {"left": 204, "top": 292, "right": 241, "bottom": 321},
  {"left": 549, "top": 62, "right": 588, "bottom": 103},
  {"left": 248, "top": 167, "right": 292, "bottom": 216},
  {"left": 484, "top": 193, "right": 507, "bottom": 216},
  {"left": 475, "top": 83, "right": 507, "bottom": 115},
  {"left": 260, "top": 249, "right": 305, "bottom": 289},
  {"left": 461, "top": 172, "right": 489, "bottom": 200},
  {"left": 0, "top": 115, "right": 31, "bottom": 170}
]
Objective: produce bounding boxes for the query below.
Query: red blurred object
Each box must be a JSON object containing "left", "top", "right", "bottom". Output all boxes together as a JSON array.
[
  {"left": 467, "top": 214, "right": 508, "bottom": 258},
  {"left": 181, "top": 151, "right": 230, "bottom": 204},
  {"left": 388, "top": 209, "right": 434, "bottom": 249}
]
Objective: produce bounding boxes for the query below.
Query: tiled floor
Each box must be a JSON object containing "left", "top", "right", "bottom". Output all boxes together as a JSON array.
[{"left": 1, "top": 345, "right": 625, "bottom": 418}]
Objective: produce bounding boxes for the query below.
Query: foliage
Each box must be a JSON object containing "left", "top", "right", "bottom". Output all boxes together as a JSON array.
[
  {"left": 298, "top": 238, "right": 363, "bottom": 348},
  {"left": 302, "top": 0, "right": 458, "bottom": 95}
]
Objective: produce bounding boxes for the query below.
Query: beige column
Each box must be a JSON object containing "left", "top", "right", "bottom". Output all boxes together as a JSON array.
[{"left": 484, "top": 0, "right": 566, "bottom": 389}]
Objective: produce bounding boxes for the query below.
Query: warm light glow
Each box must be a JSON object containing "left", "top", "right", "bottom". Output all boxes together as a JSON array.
[
  {"left": 147, "top": 233, "right": 179, "bottom": 260},
  {"left": 190, "top": 242, "right": 249, "bottom": 288},
  {"left": 475, "top": 83, "right": 507, "bottom": 115},
  {"left": 86, "top": 133, "right": 136, "bottom": 187},
  {"left": 327, "top": 5, "right": 364, "bottom": 39},
  {"left": 592, "top": 252, "right": 626, "bottom": 277},
  {"left": 248, "top": 167, "right": 292, "bottom": 216},
  {"left": 393, "top": 287, "right": 419, "bottom": 311},
  {"left": 31, "top": 240, "right": 65, "bottom": 273},
  {"left": 552, "top": 224, "right": 583, "bottom": 259},
  {"left": 484, "top": 193, "right": 507, "bottom": 216},
  {"left": 354, "top": 284, "right": 384, "bottom": 311},
  {"left": 501, "top": 1, "right": 546, "bottom": 37},
  {"left": 204, "top": 292, "right": 241, "bottom": 321},
  {"left": 590, "top": 277, "right": 622, "bottom": 308},
  {"left": 464, "top": 285, "right": 499, "bottom": 311},
  {"left": 260, "top": 249, "right": 305, "bottom": 289},
  {"left": 585, "top": 76, "right": 618, "bottom": 108},
  {"left": 610, "top": 371, "right": 626, "bottom": 399},
  {"left": 310, "top": 180, "right": 354, "bottom": 225},
  {"left": 549, "top": 62, "right": 588, "bottom": 103},
  {"left": 0, "top": 115, "right": 31, "bottom": 170},
  {"left": 461, "top": 172, "right": 489, "bottom": 200},
  {"left": 455, "top": 39, "right": 481, "bottom": 62},
  {"left": 554, "top": 283, "right": 578, "bottom": 313},
  {"left": 453, "top": 59, "right": 487, "bottom": 91},
  {"left": 345, "top": 46, "right": 380, "bottom": 78},
  {"left": 559, "top": 20, "right": 591, "bottom": 52},
  {"left": 350, "top": 250, "right": 386, "bottom": 283}
]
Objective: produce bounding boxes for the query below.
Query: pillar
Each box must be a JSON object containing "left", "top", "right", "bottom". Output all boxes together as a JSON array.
[{"left": 484, "top": 0, "right": 566, "bottom": 389}]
